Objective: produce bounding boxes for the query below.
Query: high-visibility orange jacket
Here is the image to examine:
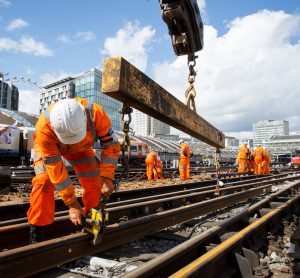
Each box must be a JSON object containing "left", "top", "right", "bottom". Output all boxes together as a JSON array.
[
  {"left": 253, "top": 147, "right": 264, "bottom": 163},
  {"left": 145, "top": 151, "right": 158, "bottom": 164},
  {"left": 237, "top": 145, "right": 249, "bottom": 162},
  {"left": 34, "top": 98, "right": 120, "bottom": 206},
  {"left": 156, "top": 159, "right": 163, "bottom": 170},
  {"left": 180, "top": 143, "right": 191, "bottom": 160}
]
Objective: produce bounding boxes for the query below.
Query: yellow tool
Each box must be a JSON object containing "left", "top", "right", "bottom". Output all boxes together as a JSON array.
[{"left": 83, "top": 196, "right": 109, "bottom": 245}]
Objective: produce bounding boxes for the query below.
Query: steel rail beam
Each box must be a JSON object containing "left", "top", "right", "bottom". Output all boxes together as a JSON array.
[
  {"left": 170, "top": 192, "right": 300, "bottom": 277},
  {"left": 0, "top": 185, "right": 273, "bottom": 277},
  {"left": 0, "top": 178, "right": 274, "bottom": 250},
  {"left": 102, "top": 57, "right": 225, "bottom": 148},
  {"left": 124, "top": 182, "right": 300, "bottom": 278},
  {"left": 0, "top": 174, "right": 259, "bottom": 221}
]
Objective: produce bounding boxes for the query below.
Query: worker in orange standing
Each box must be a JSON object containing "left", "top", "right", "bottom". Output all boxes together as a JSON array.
[
  {"left": 237, "top": 143, "right": 249, "bottom": 173},
  {"left": 253, "top": 145, "right": 264, "bottom": 175},
  {"left": 154, "top": 156, "right": 164, "bottom": 180},
  {"left": 179, "top": 139, "right": 191, "bottom": 180},
  {"left": 248, "top": 149, "right": 254, "bottom": 174},
  {"left": 27, "top": 98, "right": 120, "bottom": 243},
  {"left": 145, "top": 148, "right": 158, "bottom": 181},
  {"left": 262, "top": 147, "right": 271, "bottom": 174}
]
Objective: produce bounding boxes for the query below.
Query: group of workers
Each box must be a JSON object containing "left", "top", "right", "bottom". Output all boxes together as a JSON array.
[
  {"left": 145, "top": 139, "right": 191, "bottom": 181},
  {"left": 237, "top": 143, "right": 270, "bottom": 175}
]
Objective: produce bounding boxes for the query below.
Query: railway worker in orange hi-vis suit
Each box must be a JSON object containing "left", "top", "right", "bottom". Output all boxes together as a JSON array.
[
  {"left": 179, "top": 139, "right": 191, "bottom": 180},
  {"left": 253, "top": 145, "right": 264, "bottom": 175},
  {"left": 248, "top": 149, "right": 254, "bottom": 174},
  {"left": 145, "top": 148, "right": 158, "bottom": 181},
  {"left": 154, "top": 157, "right": 164, "bottom": 180},
  {"left": 27, "top": 98, "right": 120, "bottom": 243},
  {"left": 237, "top": 143, "right": 249, "bottom": 173},
  {"left": 262, "top": 147, "right": 270, "bottom": 174}
]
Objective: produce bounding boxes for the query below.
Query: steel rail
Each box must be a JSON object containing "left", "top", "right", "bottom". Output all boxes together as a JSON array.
[
  {"left": 0, "top": 176, "right": 277, "bottom": 250},
  {"left": 0, "top": 173, "right": 284, "bottom": 227},
  {"left": 0, "top": 184, "right": 274, "bottom": 277},
  {"left": 124, "top": 181, "right": 300, "bottom": 278},
  {"left": 171, "top": 191, "right": 300, "bottom": 277},
  {"left": 0, "top": 174, "right": 260, "bottom": 221}
]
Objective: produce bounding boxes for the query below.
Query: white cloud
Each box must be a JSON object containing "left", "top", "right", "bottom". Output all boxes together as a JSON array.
[
  {"left": 6, "top": 18, "right": 29, "bottom": 31},
  {"left": 100, "top": 21, "right": 156, "bottom": 72},
  {"left": 75, "top": 31, "right": 96, "bottom": 42},
  {"left": 25, "top": 68, "right": 35, "bottom": 76},
  {"left": 57, "top": 34, "right": 72, "bottom": 44},
  {"left": 40, "top": 71, "right": 72, "bottom": 86},
  {"left": 0, "top": 0, "right": 10, "bottom": 7},
  {"left": 152, "top": 10, "right": 300, "bottom": 135},
  {"left": 18, "top": 89, "right": 40, "bottom": 115},
  {"left": 0, "top": 36, "right": 53, "bottom": 56}
]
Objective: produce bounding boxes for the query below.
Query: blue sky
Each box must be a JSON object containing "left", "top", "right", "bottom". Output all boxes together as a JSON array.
[{"left": 1, "top": 0, "right": 300, "bottom": 137}]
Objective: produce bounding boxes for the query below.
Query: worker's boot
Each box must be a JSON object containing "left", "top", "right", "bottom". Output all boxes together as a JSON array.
[{"left": 29, "top": 224, "right": 44, "bottom": 244}]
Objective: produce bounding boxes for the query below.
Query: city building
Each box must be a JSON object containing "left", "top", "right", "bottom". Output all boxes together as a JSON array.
[
  {"left": 265, "top": 135, "right": 300, "bottom": 157},
  {"left": 135, "top": 110, "right": 170, "bottom": 136},
  {"left": 40, "top": 68, "right": 122, "bottom": 131},
  {"left": 253, "top": 120, "right": 289, "bottom": 146},
  {"left": 74, "top": 68, "right": 122, "bottom": 131},
  {"left": 0, "top": 80, "right": 19, "bottom": 111},
  {"left": 225, "top": 136, "right": 239, "bottom": 148},
  {"left": 239, "top": 138, "right": 253, "bottom": 149},
  {"left": 40, "top": 77, "right": 74, "bottom": 113}
]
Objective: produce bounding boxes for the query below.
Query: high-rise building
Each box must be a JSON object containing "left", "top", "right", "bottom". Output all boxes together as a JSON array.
[
  {"left": 40, "top": 68, "right": 122, "bottom": 131},
  {"left": 40, "top": 77, "right": 74, "bottom": 113},
  {"left": 0, "top": 80, "right": 19, "bottom": 110},
  {"left": 134, "top": 110, "right": 170, "bottom": 136},
  {"left": 253, "top": 120, "right": 289, "bottom": 146},
  {"left": 74, "top": 68, "right": 122, "bottom": 131}
]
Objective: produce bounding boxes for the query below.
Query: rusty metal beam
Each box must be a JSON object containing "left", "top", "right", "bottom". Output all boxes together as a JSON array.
[{"left": 102, "top": 57, "right": 225, "bottom": 149}]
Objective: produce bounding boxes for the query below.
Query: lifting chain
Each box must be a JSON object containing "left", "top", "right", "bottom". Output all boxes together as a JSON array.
[
  {"left": 184, "top": 54, "right": 198, "bottom": 112},
  {"left": 214, "top": 148, "right": 221, "bottom": 196},
  {"left": 119, "top": 103, "right": 133, "bottom": 178}
]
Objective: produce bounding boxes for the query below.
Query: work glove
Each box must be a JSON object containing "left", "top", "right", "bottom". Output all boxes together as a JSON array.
[
  {"left": 68, "top": 199, "right": 85, "bottom": 225},
  {"left": 99, "top": 177, "right": 115, "bottom": 198}
]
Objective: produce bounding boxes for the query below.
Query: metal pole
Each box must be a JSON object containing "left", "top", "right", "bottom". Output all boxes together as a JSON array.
[{"left": 0, "top": 72, "right": 3, "bottom": 108}]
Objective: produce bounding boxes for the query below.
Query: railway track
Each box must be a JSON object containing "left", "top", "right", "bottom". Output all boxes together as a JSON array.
[
  {"left": 0, "top": 172, "right": 299, "bottom": 277},
  {"left": 1, "top": 172, "right": 257, "bottom": 222},
  {"left": 126, "top": 181, "right": 300, "bottom": 277}
]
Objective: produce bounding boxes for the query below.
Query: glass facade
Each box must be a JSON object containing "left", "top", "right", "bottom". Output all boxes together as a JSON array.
[
  {"left": 0, "top": 80, "right": 19, "bottom": 110},
  {"left": 74, "top": 68, "right": 122, "bottom": 131}
]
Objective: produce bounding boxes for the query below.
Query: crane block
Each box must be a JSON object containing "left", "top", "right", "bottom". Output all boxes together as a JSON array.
[{"left": 102, "top": 57, "right": 225, "bottom": 149}]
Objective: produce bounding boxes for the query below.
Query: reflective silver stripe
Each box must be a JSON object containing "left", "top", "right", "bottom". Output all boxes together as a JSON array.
[
  {"left": 85, "top": 101, "right": 96, "bottom": 141},
  {"left": 43, "top": 155, "right": 62, "bottom": 165},
  {"left": 101, "top": 157, "right": 118, "bottom": 165},
  {"left": 179, "top": 166, "right": 187, "bottom": 170},
  {"left": 56, "top": 176, "right": 72, "bottom": 191},
  {"left": 77, "top": 170, "right": 100, "bottom": 179},
  {"left": 70, "top": 157, "right": 97, "bottom": 165},
  {"left": 34, "top": 165, "right": 46, "bottom": 174},
  {"left": 43, "top": 109, "right": 50, "bottom": 121},
  {"left": 102, "top": 140, "right": 118, "bottom": 147},
  {"left": 34, "top": 153, "right": 42, "bottom": 161}
]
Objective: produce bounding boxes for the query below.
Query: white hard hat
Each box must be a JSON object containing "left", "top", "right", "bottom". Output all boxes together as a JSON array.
[
  {"left": 50, "top": 99, "right": 87, "bottom": 144},
  {"left": 179, "top": 139, "right": 184, "bottom": 144}
]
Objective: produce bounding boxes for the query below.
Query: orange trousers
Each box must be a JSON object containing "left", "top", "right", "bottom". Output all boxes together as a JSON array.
[
  {"left": 238, "top": 159, "right": 248, "bottom": 173},
  {"left": 27, "top": 147, "right": 101, "bottom": 226},
  {"left": 154, "top": 167, "right": 164, "bottom": 180},
  {"left": 179, "top": 158, "right": 190, "bottom": 180},
  {"left": 146, "top": 161, "right": 155, "bottom": 180},
  {"left": 254, "top": 160, "right": 263, "bottom": 175}
]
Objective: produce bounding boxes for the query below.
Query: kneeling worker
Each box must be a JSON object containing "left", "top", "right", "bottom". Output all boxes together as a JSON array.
[{"left": 27, "top": 98, "right": 120, "bottom": 243}]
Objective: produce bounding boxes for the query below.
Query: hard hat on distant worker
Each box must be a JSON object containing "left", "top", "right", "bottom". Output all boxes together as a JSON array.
[
  {"left": 50, "top": 99, "right": 87, "bottom": 144},
  {"left": 179, "top": 139, "right": 184, "bottom": 144}
]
